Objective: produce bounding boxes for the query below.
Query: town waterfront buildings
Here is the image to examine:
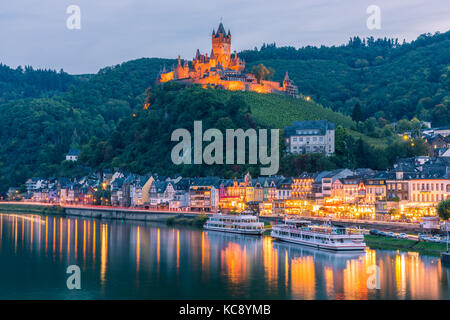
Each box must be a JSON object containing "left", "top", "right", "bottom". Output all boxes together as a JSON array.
[
  {"left": 20, "top": 156, "right": 450, "bottom": 224},
  {"left": 157, "top": 22, "right": 299, "bottom": 97}
]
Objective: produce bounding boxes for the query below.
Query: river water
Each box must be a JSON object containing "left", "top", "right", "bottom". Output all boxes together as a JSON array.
[{"left": 0, "top": 213, "right": 449, "bottom": 299}]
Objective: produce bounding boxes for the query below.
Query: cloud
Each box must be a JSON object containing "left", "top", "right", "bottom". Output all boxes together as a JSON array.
[{"left": 0, "top": 0, "right": 448, "bottom": 74}]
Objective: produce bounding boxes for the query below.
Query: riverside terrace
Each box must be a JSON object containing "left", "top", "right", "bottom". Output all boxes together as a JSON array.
[{"left": 9, "top": 156, "right": 450, "bottom": 223}]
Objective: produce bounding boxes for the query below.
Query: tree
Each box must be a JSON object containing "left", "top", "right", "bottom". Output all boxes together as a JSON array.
[
  {"left": 251, "top": 64, "right": 274, "bottom": 83},
  {"left": 437, "top": 199, "right": 450, "bottom": 221},
  {"left": 351, "top": 103, "right": 364, "bottom": 123}
]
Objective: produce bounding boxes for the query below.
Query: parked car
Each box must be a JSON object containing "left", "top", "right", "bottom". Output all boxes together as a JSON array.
[
  {"left": 440, "top": 236, "right": 449, "bottom": 244},
  {"left": 387, "top": 232, "right": 396, "bottom": 238},
  {"left": 429, "top": 236, "right": 441, "bottom": 243},
  {"left": 397, "top": 233, "right": 408, "bottom": 239},
  {"left": 370, "top": 229, "right": 379, "bottom": 235},
  {"left": 378, "top": 231, "right": 387, "bottom": 237},
  {"left": 418, "top": 234, "right": 428, "bottom": 241}
]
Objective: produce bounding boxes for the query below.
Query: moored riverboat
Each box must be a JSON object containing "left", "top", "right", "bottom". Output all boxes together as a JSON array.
[
  {"left": 271, "top": 219, "right": 366, "bottom": 252},
  {"left": 204, "top": 210, "right": 265, "bottom": 235}
]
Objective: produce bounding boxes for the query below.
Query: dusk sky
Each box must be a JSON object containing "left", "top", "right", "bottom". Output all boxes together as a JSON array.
[{"left": 1, "top": 0, "right": 449, "bottom": 74}]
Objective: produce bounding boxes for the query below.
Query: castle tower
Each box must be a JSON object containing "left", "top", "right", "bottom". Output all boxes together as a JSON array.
[
  {"left": 282, "top": 71, "right": 299, "bottom": 97},
  {"left": 212, "top": 22, "right": 231, "bottom": 68}
]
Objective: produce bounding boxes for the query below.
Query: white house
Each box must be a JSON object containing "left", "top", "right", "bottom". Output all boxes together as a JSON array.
[
  {"left": 149, "top": 181, "right": 176, "bottom": 206},
  {"left": 66, "top": 149, "right": 81, "bottom": 161},
  {"left": 284, "top": 120, "right": 335, "bottom": 156}
]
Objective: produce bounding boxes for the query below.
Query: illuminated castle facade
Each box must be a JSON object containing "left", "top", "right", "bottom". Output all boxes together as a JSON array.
[{"left": 157, "top": 22, "right": 299, "bottom": 97}]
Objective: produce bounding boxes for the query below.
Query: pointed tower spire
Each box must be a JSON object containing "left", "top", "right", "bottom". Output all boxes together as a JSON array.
[
  {"left": 217, "top": 22, "right": 226, "bottom": 34},
  {"left": 284, "top": 71, "right": 290, "bottom": 81},
  {"left": 177, "top": 55, "right": 181, "bottom": 66}
]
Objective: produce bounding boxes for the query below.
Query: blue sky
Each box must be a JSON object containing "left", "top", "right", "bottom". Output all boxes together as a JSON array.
[{"left": 0, "top": 0, "right": 448, "bottom": 74}]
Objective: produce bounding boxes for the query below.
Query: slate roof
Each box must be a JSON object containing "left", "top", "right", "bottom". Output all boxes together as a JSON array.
[
  {"left": 153, "top": 181, "right": 170, "bottom": 193},
  {"left": 216, "top": 22, "right": 226, "bottom": 35},
  {"left": 191, "top": 177, "right": 221, "bottom": 188},
  {"left": 284, "top": 120, "right": 335, "bottom": 137},
  {"left": 67, "top": 149, "right": 81, "bottom": 156}
]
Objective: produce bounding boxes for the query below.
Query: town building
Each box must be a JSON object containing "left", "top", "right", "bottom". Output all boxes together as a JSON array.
[
  {"left": 65, "top": 149, "right": 81, "bottom": 161},
  {"left": 149, "top": 180, "right": 176, "bottom": 207},
  {"left": 130, "top": 175, "right": 150, "bottom": 207},
  {"left": 284, "top": 120, "right": 335, "bottom": 156},
  {"left": 422, "top": 126, "right": 450, "bottom": 138},
  {"left": 291, "top": 172, "right": 316, "bottom": 200},
  {"left": 189, "top": 177, "right": 221, "bottom": 212},
  {"left": 364, "top": 172, "right": 388, "bottom": 204},
  {"left": 319, "top": 169, "right": 354, "bottom": 199},
  {"left": 169, "top": 178, "right": 192, "bottom": 210}
]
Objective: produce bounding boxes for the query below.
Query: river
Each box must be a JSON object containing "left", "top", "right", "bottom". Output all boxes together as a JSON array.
[{"left": 0, "top": 213, "right": 449, "bottom": 299}]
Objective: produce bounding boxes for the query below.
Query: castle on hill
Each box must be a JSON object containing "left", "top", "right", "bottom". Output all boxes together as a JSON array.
[{"left": 157, "top": 22, "right": 299, "bottom": 97}]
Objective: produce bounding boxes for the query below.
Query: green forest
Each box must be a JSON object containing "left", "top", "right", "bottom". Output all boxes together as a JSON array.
[
  {"left": 0, "top": 31, "right": 448, "bottom": 192},
  {"left": 242, "top": 32, "right": 450, "bottom": 125}
]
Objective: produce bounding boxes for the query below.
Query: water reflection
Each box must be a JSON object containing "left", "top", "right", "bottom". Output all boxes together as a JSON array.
[{"left": 0, "top": 213, "right": 448, "bottom": 299}]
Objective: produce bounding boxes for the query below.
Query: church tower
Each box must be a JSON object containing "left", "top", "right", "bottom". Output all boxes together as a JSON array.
[{"left": 212, "top": 22, "right": 231, "bottom": 68}]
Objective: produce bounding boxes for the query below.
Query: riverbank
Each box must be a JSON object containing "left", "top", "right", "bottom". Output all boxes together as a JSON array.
[
  {"left": 364, "top": 235, "right": 448, "bottom": 256},
  {"left": 0, "top": 203, "right": 65, "bottom": 215},
  {"left": 166, "top": 214, "right": 208, "bottom": 227}
]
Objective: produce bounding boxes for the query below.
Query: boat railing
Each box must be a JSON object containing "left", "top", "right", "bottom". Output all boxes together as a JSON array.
[{"left": 275, "top": 224, "right": 363, "bottom": 236}]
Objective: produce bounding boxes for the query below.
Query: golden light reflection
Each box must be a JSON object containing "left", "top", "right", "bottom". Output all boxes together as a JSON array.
[
  {"left": 100, "top": 224, "right": 108, "bottom": 285},
  {"left": 157, "top": 228, "right": 160, "bottom": 273},
  {"left": 30, "top": 216, "right": 33, "bottom": 253},
  {"left": 59, "top": 217, "right": 63, "bottom": 257},
  {"left": 290, "top": 256, "right": 315, "bottom": 299},
  {"left": 14, "top": 216, "right": 17, "bottom": 254},
  {"left": 324, "top": 267, "right": 334, "bottom": 297},
  {"left": 45, "top": 216, "right": 48, "bottom": 254},
  {"left": 93, "top": 221, "right": 96, "bottom": 265},
  {"left": 201, "top": 232, "right": 210, "bottom": 278},
  {"left": 395, "top": 253, "right": 406, "bottom": 297},
  {"left": 176, "top": 230, "right": 180, "bottom": 270},
  {"left": 67, "top": 219, "right": 71, "bottom": 257},
  {"left": 263, "top": 237, "right": 278, "bottom": 292},
  {"left": 284, "top": 250, "right": 289, "bottom": 288},
  {"left": 136, "top": 226, "right": 140, "bottom": 273},
  {"left": 21, "top": 216, "right": 24, "bottom": 247},
  {"left": 53, "top": 217, "right": 56, "bottom": 257},
  {"left": 74, "top": 220, "right": 78, "bottom": 260},
  {"left": 343, "top": 258, "right": 367, "bottom": 299},
  {"left": 405, "top": 252, "right": 441, "bottom": 299},
  {"left": 38, "top": 215, "right": 41, "bottom": 251},
  {"left": 83, "top": 220, "right": 86, "bottom": 267},
  {"left": 220, "top": 242, "right": 247, "bottom": 284}
]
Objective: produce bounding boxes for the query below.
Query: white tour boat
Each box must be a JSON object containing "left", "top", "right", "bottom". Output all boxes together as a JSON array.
[
  {"left": 271, "top": 219, "right": 366, "bottom": 252},
  {"left": 204, "top": 210, "right": 265, "bottom": 235}
]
